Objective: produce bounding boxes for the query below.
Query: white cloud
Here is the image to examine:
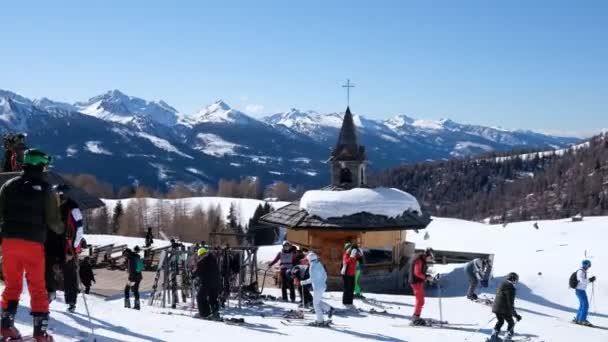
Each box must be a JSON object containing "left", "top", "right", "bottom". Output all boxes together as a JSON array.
[{"left": 245, "top": 104, "right": 265, "bottom": 115}]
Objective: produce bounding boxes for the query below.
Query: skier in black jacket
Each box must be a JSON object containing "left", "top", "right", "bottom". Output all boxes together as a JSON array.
[
  {"left": 195, "top": 247, "right": 221, "bottom": 319},
  {"left": 124, "top": 246, "right": 143, "bottom": 310},
  {"left": 79, "top": 257, "right": 96, "bottom": 294},
  {"left": 490, "top": 272, "right": 522, "bottom": 341}
]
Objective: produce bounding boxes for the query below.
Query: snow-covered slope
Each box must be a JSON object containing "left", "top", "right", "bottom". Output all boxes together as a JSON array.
[{"left": 4, "top": 216, "right": 607, "bottom": 341}]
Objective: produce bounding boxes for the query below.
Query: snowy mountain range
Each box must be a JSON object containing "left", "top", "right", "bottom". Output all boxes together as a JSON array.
[{"left": 0, "top": 88, "right": 580, "bottom": 189}]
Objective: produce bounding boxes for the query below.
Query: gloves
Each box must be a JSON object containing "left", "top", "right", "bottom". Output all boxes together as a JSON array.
[
  {"left": 514, "top": 314, "right": 522, "bottom": 322},
  {"left": 590, "top": 276, "right": 597, "bottom": 283},
  {"left": 480, "top": 279, "right": 489, "bottom": 288}
]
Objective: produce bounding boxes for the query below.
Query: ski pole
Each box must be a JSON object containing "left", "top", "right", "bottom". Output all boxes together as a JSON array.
[
  {"left": 591, "top": 282, "right": 596, "bottom": 315},
  {"left": 437, "top": 275, "right": 443, "bottom": 327},
  {"left": 464, "top": 315, "right": 495, "bottom": 341},
  {"left": 77, "top": 261, "right": 97, "bottom": 342}
]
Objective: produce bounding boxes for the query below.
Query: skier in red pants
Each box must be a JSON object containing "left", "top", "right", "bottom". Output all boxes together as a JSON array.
[
  {"left": 0, "top": 149, "right": 64, "bottom": 341},
  {"left": 408, "top": 248, "right": 435, "bottom": 326}
]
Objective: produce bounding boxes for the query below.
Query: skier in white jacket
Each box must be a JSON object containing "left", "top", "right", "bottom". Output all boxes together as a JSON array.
[
  {"left": 574, "top": 259, "right": 596, "bottom": 326},
  {"left": 301, "top": 252, "right": 333, "bottom": 325}
]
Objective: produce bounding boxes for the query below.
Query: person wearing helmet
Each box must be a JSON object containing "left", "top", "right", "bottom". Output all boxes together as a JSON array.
[
  {"left": 490, "top": 272, "right": 522, "bottom": 341},
  {"left": 408, "top": 248, "right": 435, "bottom": 326},
  {"left": 55, "top": 184, "right": 85, "bottom": 313},
  {"left": 195, "top": 247, "right": 221, "bottom": 320},
  {"left": 0, "top": 148, "right": 63, "bottom": 341},
  {"left": 124, "top": 246, "right": 144, "bottom": 310},
  {"left": 341, "top": 242, "right": 361, "bottom": 308},
  {"left": 301, "top": 252, "right": 334, "bottom": 326},
  {"left": 268, "top": 241, "right": 296, "bottom": 302},
  {"left": 465, "top": 258, "right": 492, "bottom": 300},
  {"left": 573, "top": 259, "right": 596, "bottom": 326}
]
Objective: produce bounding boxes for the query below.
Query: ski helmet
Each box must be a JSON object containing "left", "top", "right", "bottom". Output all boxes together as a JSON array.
[
  {"left": 307, "top": 252, "right": 319, "bottom": 262},
  {"left": 23, "top": 148, "right": 50, "bottom": 167},
  {"left": 507, "top": 272, "right": 519, "bottom": 282},
  {"left": 344, "top": 242, "right": 353, "bottom": 250},
  {"left": 424, "top": 247, "right": 435, "bottom": 260},
  {"left": 197, "top": 247, "right": 208, "bottom": 256},
  {"left": 582, "top": 260, "right": 592, "bottom": 268}
]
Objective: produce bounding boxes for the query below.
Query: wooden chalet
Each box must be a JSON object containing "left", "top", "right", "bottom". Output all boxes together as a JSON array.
[{"left": 261, "top": 107, "right": 431, "bottom": 292}]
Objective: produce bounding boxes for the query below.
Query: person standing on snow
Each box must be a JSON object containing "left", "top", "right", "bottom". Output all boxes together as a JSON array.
[
  {"left": 145, "top": 227, "right": 154, "bottom": 248},
  {"left": 572, "top": 259, "right": 596, "bottom": 326},
  {"left": 354, "top": 259, "right": 364, "bottom": 299},
  {"left": 124, "top": 246, "right": 144, "bottom": 310},
  {"left": 490, "top": 272, "right": 522, "bottom": 341},
  {"left": 291, "top": 264, "right": 313, "bottom": 308},
  {"left": 465, "top": 257, "right": 492, "bottom": 300},
  {"left": 268, "top": 241, "right": 296, "bottom": 302},
  {"left": 300, "top": 252, "right": 334, "bottom": 326},
  {"left": 408, "top": 248, "right": 435, "bottom": 326},
  {"left": 195, "top": 247, "right": 221, "bottom": 320},
  {"left": 56, "top": 186, "right": 85, "bottom": 313},
  {"left": 0, "top": 148, "right": 64, "bottom": 341},
  {"left": 341, "top": 242, "right": 361, "bottom": 308},
  {"left": 79, "top": 256, "right": 96, "bottom": 294}
]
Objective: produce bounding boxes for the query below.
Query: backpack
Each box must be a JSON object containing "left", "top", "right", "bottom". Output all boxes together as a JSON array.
[
  {"left": 136, "top": 257, "right": 145, "bottom": 273},
  {"left": 569, "top": 270, "right": 579, "bottom": 289}
]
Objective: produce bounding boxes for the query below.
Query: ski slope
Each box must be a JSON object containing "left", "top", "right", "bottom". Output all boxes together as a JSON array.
[{"left": 2, "top": 217, "right": 608, "bottom": 341}]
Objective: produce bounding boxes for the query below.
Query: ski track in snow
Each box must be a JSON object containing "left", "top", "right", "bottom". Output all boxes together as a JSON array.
[{"left": 4, "top": 216, "right": 608, "bottom": 341}]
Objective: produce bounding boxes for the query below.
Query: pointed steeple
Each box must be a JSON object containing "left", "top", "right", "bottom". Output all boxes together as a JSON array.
[
  {"left": 329, "top": 107, "right": 367, "bottom": 189},
  {"left": 331, "top": 107, "right": 365, "bottom": 162}
]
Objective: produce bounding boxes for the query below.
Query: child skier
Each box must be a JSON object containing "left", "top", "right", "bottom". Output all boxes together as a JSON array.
[
  {"left": 490, "top": 272, "right": 522, "bottom": 342},
  {"left": 124, "top": 246, "right": 144, "bottom": 310},
  {"left": 300, "top": 252, "right": 334, "bottom": 326},
  {"left": 341, "top": 242, "right": 361, "bottom": 308},
  {"left": 195, "top": 247, "right": 221, "bottom": 320},
  {"left": 79, "top": 257, "right": 96, "bottom": 294},
  {"left": 572, "top": 259, "right": 596, "bottom": 326},
  {"left": 465, "top": 257, "right": 492, "bottom": 300},
  {"left": 408, "top": 248, "right": 435, "bottom": 326}
]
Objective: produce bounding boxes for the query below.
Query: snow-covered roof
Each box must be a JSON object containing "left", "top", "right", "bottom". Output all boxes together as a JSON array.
[
  {"left": 300, "top": 187, "right": 422, "bottom": 220},
  {"left": 260, "top": 187, "right": 430, "bottom": 231}
]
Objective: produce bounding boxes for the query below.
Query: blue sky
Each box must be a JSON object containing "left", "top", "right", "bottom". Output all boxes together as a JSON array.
[{"left": 1, "top": 1, "right": 606, "bottom": 137}]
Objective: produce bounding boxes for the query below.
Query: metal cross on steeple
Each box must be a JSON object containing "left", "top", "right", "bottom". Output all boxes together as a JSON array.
[{"left": 342, "top": 79, "right": 355, "bottom": 107}]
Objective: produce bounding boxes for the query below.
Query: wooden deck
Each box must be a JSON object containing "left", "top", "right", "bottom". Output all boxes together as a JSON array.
[{"left": 87, "top": 269, "right": 158, "bottom": 297}]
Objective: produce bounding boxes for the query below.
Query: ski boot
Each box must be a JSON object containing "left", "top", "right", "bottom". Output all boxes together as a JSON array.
[
  {"left": 411, "top": 315, "right": 426, "bottom": 326},
  {"left": 467, "top": 293, "right": 479, "bottom": 301},
  {"left": 124, "top": 298, "right": 131, "bottom": 309},
  {"left": 328, "top": 307, "right": 334, "bottom": 318},
  {"left": 133, "top": 300, "right": 141, "bottom": 310},
  {"left": 67, "top": 304, "right": 76, "bottom": 313},
  {"left": 486, "top": 330, "right": 500, "bottom": 342},
  {"left": 579, "top": 320, "right": 593, "bottom": 327},
  {"left": 1, "top": 301, "right": 21, "bottom": 340},
  {"left": 308, "top": 320, "right": 331, "bottom": 327},
  {"left": 503, "top": 330, "right": 514, "bottom": 342},
  {"left": 33, "top": 312, "right": 54, "bottom": 342}
]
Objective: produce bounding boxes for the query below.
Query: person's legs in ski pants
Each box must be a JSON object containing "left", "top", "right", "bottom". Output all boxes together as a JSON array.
[
  {"left": 411, "top": 282, "right": 425, "bottom": 317},
  {"left": 354, "top": 268, "right": 362, "bottom": 296},
  {"left": 197, "top": 286, "right": 211, "bottom": 317},
  {"left": 494, "top": 314, "right": 515, "bottom": 334},
  {"left": 313, "top": 288, "right": 331, "bottom": 322},
  {"left": 280, "top": 269, "right": 295, "bottom": 301},
  {"left": 2, "top": 239, "right": 49, "bottom": 314},
  {"left": 576, "top": 289, "right": 589, "bottom": 321},
  {"left": 132, "top": 279, "right": 141, "bottom": 302},
  {"left": 467, "top": 275, "right": 479, "bottom": 298},
  {"left": 208, "top": 287, "right": 220, "bottom": 316},
  {"left": 342, "top": 275, "right": 355, "bottom": 305},
  {"left": 63, "top": 259, "right": 79, "bottom": 306}
]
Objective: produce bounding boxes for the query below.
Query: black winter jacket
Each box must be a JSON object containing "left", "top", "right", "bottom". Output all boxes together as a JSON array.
[
  {"left": 492, "top": 280, "right": 518, "bottom": 316},
  {"left": 126, "top": 251, "right": 143, "bottom": 282},
  {"left": 196, "top": 253, "right": 220, "bottom": 289}
]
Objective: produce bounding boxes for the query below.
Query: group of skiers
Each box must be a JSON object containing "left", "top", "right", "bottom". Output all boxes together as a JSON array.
[
  {"left": 407, "top": 249, "right": 599, "bottom": 341},
  {"left": 0, "top": 148, "right": 90, "bottom": 341}
]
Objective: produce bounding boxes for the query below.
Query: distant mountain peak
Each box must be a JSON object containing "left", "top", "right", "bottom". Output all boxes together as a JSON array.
[{"left": 192, "top": 100, "right": 256, "bottom": 125}]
